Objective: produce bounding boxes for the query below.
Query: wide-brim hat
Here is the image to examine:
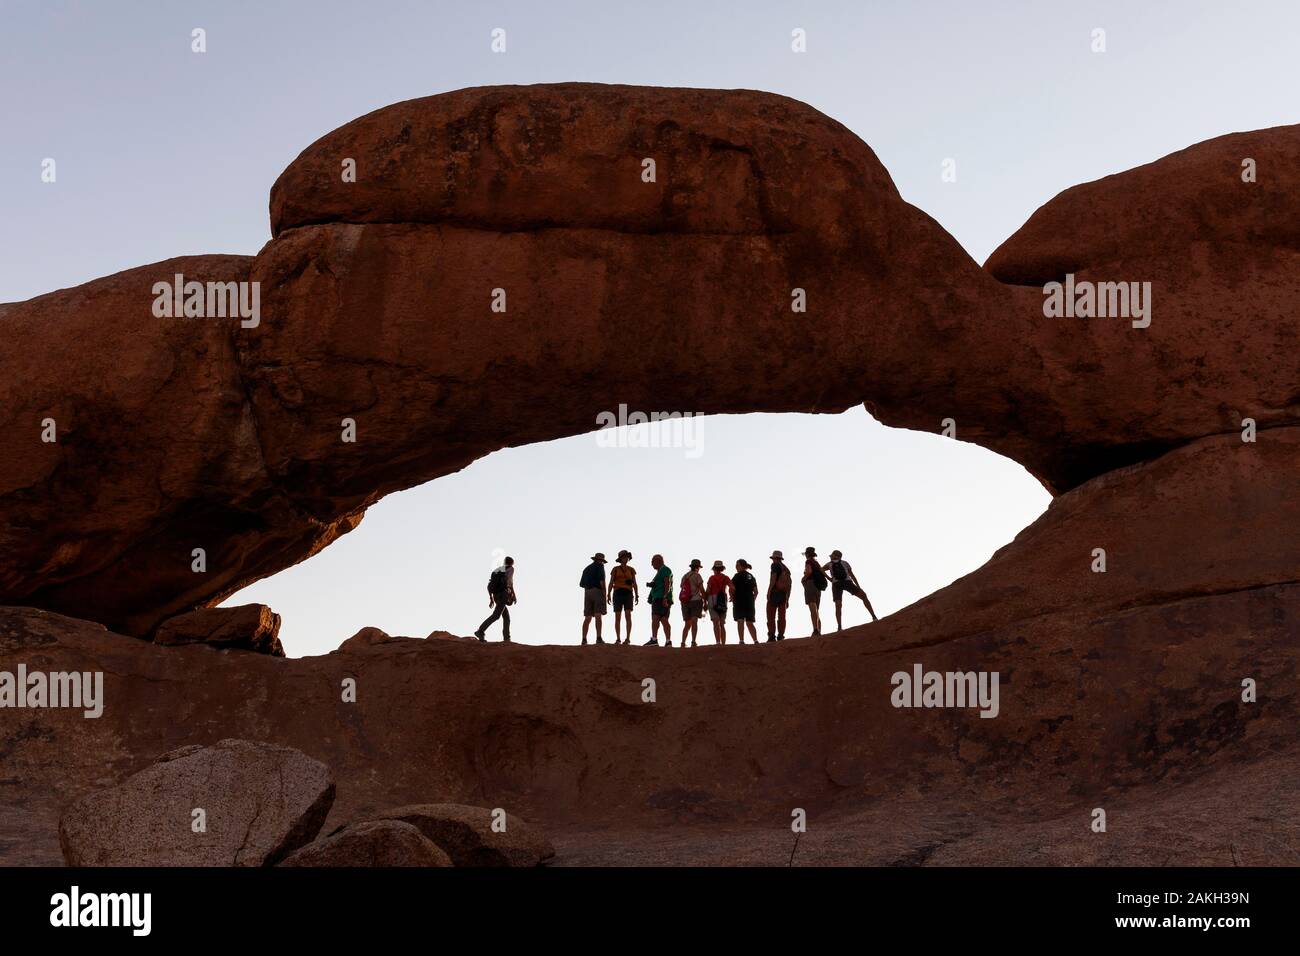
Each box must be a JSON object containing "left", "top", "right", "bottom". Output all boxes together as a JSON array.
[
  {"left": 592, "top": 553, "right": 607, "bottom": 563},
  {"left": 804, "top": 547, "right": 817, "bottom": 556},
  {"left": 689, "top": 559, "right": 703, "bottom": 568},
  {"left": 830, "top": 550, "right": 843, "bottom": 559},
  {"left": 711, "top": 560, "right": 725, "bottom": 571},
  {"left": 770, "top": 550, "right": 784, "bottom": 560},
  {"left": 617, "top": 550, "right": 632, "bottom": 561}
]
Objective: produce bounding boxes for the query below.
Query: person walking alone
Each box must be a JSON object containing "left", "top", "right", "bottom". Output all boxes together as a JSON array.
[{"left": 474, "top": 556, "right": 516, "bottom": 642}]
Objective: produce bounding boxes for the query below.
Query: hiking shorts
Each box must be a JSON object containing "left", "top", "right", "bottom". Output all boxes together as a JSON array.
[
  {"left": 733, "top": 602, "right": 756, "bottom": 622},
  {"left": 682, "top": 598, "right": 704, "bottom": 621},
  {"left": 583, "top": 586, "right": 606, "bottom": 617},
  {"left": 833, "top": 580, "right": 863, "bottom": 602},
  {"left": 651, "top": 599, "right": 670, "bottom": 619},
  {"left": 767, "top": 589, "right": 788, "bottom": 608},
  {"left": 612, "top": 588, "right": 634, "bottom": 613},
  {"left": 709, "top": 604, "right": 728, "bottom": 623},
  {"left": 804, "top": 581, "right": 823, "bottom": 607}
]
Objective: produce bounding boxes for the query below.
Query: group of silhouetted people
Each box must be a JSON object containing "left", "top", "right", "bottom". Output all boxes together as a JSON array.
[{"left": 474, "top": 548, "right": 877, "bottom": 644}]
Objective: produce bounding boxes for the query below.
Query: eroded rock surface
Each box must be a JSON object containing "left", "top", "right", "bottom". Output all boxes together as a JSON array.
[
  {"left": 279, "top": 820, "right": 452, "bottom": 867},
  {"left": 153, "top": 603, "right": 284, "bottom": 656},
  {"left": 2, "top": 87, "right": 1295, "bottom": 636},
  {"left": 57, "top": 739, "right": 334, "bottom": 866},
  {"left": 362, "top": 803, "right": 555, "bottom": 866}
]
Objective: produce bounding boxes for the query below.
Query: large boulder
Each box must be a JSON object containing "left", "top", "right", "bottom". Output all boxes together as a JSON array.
[
  {"left": 58, "top": 739, "right": 334, "bottom": 866},
  {"left": 362, "top": 804, "right": 555, "bottom": 867},
  {"left": 278, "top": 820, "right": 452, "bottom": 867},
  {"left": 153, "top": 603, "right": 284, "bottom": 656}
]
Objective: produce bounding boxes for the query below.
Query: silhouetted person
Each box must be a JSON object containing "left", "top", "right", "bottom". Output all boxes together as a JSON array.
[
  {"left": 823, "top": 549, "right": 879, "bottom": 631},
  {"left": 580, "top": 552, "right": 608, "bottom": 645},
  {"left": 706, "top": 560, "right": 731, "bottom": 644},
  {"left": 681, "top": 559, "right": 706, "bottom": 647},
  {"left": 475, "top": 556, "right": 516, "bottom": 642},
  {"left": 731, "top": 559, "right": 760, "bottom": 644},
  {"left": 644, "top": 554, "right": 674, "bottom": 646},
  {"left": 607, "top": 549, "right": 639, "bottom": 645},
  {"left": 767, "top": 550, "right": 791, "bottom": 641},
  {"left": 802, "top": 546, "right": 828, "bottom": 636}
]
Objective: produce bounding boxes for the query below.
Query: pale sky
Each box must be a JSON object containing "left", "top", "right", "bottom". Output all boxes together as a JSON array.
[{"left": 5, "top": 1, "right": 1296, "bottom": 654}]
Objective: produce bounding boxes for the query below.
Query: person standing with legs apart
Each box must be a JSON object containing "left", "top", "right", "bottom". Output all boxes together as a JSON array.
[
  {"left": 766, "top": 550, "right": 791, "bottom": 641},
  {"left": 706, "top": 560, "right": 731, "bottom": 645},
  {"left": 731, "top": 559, "right": 760, "bottom": 644},
  {"left": 607, "top": 550, "right": 639, "bottom": 645},
  {"left": 475, "top": 556, "right": 516, "bottom": 642},
  {"left": 680, "top": 559, "right": 706, "bottom": 647},
  {"left": 801, "top": 546, "right": 828, "bottom": 636},
  {"left": 644, "top": 554, "right": 674, "bottom": 646},
  {"left": 579, "top": 552, "right": 608, "bottom": 645},
  {"left": 823, "top": 549, "right": 879, "bottom": 631}
]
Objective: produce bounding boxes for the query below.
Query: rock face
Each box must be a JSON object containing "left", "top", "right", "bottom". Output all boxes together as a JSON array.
[
  {"left": 363, "top": 804, "right": 555, "bottom": 867},
  {"left": 0, "top": 86, "right": 1296, "bottom": 866},
  {"left": 3, "top": 423, "right": 1293, "bottom": 864},
  {"left": 57, "top": 739, "right": 334, "bottom": 866},
  {"left": 153, "top": 604, "right": 284, "bottom": 656},
  {"left": 2, "top": 85, "right": 1295, "bottom": 637},
  {"left": 0, "top": 255, "right": 363, "bottom": 637},
  {"left": 279, "top": 820, "right": 452, "bottom": 867}
]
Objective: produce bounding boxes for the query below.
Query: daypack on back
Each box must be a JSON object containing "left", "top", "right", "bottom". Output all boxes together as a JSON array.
[
  {"left": 679, "top": 579, "right": 692, "bottom": 603},
  {"left": 711, "top": 589, "right": 728, "bottom": 613},
  {"left": 810, "top": 561, "right": 828, "bottom": 591},
  {"left": 831, "top": 560, "right": 848, "bottom": 582},
  {"left": 773, "top": 563, "right": 792, "bottom": 592},
  {"left": 489, "top": 568, "right": 508, "bottom": 592}
]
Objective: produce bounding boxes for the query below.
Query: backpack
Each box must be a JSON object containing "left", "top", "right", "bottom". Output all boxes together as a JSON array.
[
  {"left": 679, "top": 579, "right": 692, "bottom": 603},
  {"left": 488, "top": 568, "right": 508, "bottom": 592},
  {"left": 711, "top": 589, "right": 728, "bottom": 613},
  {"left": 773, "top": 563, "right": 792, "bottom": 592},
  {"left": 831, "top": 560, "right": 848, "bottom": 582},
  {"left": 809, "top": 561, "right": 828, "bottom": 591}
]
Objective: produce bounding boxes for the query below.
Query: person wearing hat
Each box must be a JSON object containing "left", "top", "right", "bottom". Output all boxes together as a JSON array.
[
  {"left": 680, "top": 559, "right": 707, "bottom": 647},
  {"left": 705, "top": 560, "right": 732, "bottom": 644},
  {"left": 731, "top": 559, "right": 760, "bottom": 644},
  {"left": 766, "top": 550, "right": 792, "bottom": 641},
  {"left": 801, "top": 546, "right": 829, "bottom": 637},
  {"left": 579, "top": 552, "right": 608, "bottom": 645},
  {"left": 607, "top": 549, "right": 639, "bottom": 645},
  {"left": 822, "top": 549, "right": 879, "bottom": 631}
]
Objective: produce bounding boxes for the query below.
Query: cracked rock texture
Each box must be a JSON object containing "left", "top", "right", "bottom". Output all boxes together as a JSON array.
[
  {"left": 57, "top": 739, "right": 335, "bottom": 866},
  {"left": 2, "top": 85, "right": 1297, "bottom": 636},
  {"left": 0, "top": 85, "right": 1296, "bottom": 865}
]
